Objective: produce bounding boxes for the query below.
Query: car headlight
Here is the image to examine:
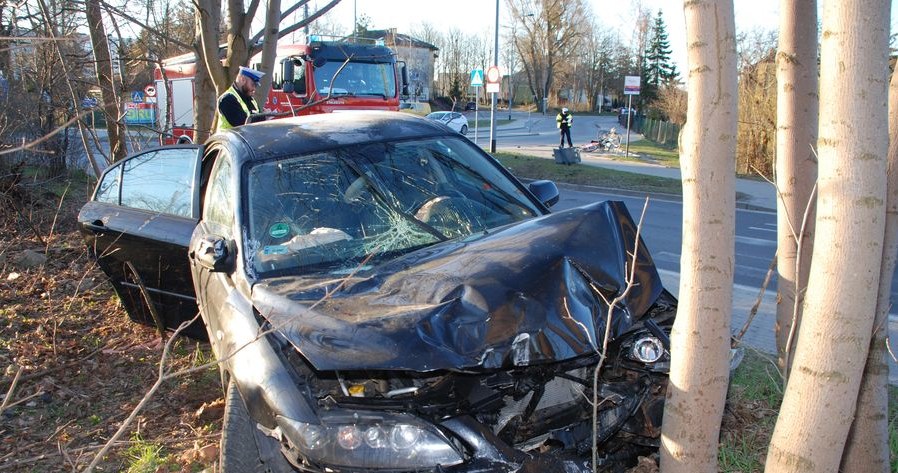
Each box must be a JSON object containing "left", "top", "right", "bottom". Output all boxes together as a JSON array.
[
  {"left": 277, "top": 411, "right": 464, "bottom": 469},
  {"left": 629, "top": 335, "right": 666, "bottom": 363}
]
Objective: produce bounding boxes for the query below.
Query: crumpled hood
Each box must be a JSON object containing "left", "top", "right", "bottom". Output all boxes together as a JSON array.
[{"left": 252, "top": 201, "right": 666, "bottom": 372}]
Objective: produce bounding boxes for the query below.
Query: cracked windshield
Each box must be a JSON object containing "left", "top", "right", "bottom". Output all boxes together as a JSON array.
[{"left": 246, "top": 137, "right": 540, "bottom": 276}]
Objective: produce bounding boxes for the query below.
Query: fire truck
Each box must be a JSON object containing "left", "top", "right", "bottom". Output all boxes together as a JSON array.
[{"left": 153, "top": 40, "right": 409, "bottom": 144}]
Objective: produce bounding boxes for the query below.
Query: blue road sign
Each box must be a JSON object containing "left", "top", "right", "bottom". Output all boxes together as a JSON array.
[
  {"left": 131, "top": 91, "right": 144, "bottom": 103},
  {"left": 470, "top": 69, "right": 484, "bottom": 87}
]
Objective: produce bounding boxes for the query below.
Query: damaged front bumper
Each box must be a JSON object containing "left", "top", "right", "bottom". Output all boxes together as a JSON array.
[{"left": 253, "top": 338, "right": 671, "bottom": 473}]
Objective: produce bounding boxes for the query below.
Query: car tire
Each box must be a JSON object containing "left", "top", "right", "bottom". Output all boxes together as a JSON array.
[
  {"left": 460, "top": 125, "right": 468, "bottom": 135},
  {"left": 220, "top": 381, "right": 267, "bottom": 472},
  {"left": 220, "top": 380, "right": 296, "bottom": 472}
]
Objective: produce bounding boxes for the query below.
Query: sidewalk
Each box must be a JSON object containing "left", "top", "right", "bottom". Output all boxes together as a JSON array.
[{"left": 497, "top": 144, "right": 778, "bottom": 212}]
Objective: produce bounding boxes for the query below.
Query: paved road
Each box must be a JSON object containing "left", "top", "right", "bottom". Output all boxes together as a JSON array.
[{"left": 549, "top": 184, "right": 898, "bottom": 384}]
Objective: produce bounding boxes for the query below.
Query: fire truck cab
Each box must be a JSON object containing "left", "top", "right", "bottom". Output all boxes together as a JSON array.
[{"left": 154, "top": 40, "right": 408, "bottom": 144}]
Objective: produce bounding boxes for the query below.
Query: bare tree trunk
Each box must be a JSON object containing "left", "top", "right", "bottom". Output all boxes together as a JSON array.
[
  {"left": 659, "top": 2, "right": 737, "bottom": 472},
  {"left": 765, "top": 1, "right": 890, "bottom": 471},
  {"left": 194, "top": 0, "right": 223, "bottom": 140},
  {"left": 254, "top": 0, "right": 281, "bottom": 105},
  {"left": 774, "top": 0, "right": 817, "bottom": 376},
  {"left": 85, "top": 0, "right": 127, "bottom": 161},
  {"left": 839, "top": 62, "right": 898, "bottom": 473}
]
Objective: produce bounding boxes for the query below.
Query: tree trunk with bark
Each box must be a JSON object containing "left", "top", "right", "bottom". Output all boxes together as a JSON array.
[
  {"left": 193, "top": 0, "right": 223, "bottom": 139},
  {"left": 774, "top": 0, "right": 818, "bottom": 377},
  {"left": 765, "top": 2, "right": 890, "bottom": 471},
  {"left": 85, "top": 0, "right": 127, "bottom": 161},
  {"left": 659, "top": 2, "right": 737, "bottom": 472},
  {"left": 839, "top": 61, "right": 898, "bottom": 473}
]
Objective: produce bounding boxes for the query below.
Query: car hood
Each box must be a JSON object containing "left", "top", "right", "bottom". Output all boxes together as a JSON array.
[{"left": 252, "top": 201, "right": 666, "bottom": 372}]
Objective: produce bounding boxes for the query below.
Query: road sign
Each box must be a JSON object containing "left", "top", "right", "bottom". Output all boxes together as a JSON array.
[
  {"left": 144, "top": 85, "right": 156, "bottom": 97},
  {"left": 470, "top": 69, "right": 484, "bottom": 87},
  {"left": 485, "top": 66, "right": 500, "bottom": 94},
  {"left": 131, "top": 91, "right": 144, "bottom": 103},
  {"left": 624, "top": 75, "right": 641, "bottom": 95}
]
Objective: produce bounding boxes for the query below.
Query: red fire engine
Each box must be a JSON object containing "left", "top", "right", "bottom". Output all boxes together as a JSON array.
[{"left": 153, "top": 40, "right": 409, "bottom": 144}]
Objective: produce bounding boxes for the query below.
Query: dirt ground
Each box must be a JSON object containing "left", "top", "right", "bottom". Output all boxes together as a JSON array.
[{"left": 0, "top": 169, "right": 222, "bottom": 472}]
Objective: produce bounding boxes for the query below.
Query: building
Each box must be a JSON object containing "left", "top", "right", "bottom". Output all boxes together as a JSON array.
[{"left": 355, "top": 29, "right": 438, "bottom": 101}]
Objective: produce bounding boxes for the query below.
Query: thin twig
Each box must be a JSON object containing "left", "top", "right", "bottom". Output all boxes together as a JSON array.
[
  {"left": 590, "top": 197, "right": 649, "bottom": 473},
  {"left": 734, "top": 250, "right": 777, "bottom": 343},
  {"left": 783, "top": 180, "right": 818, "bottom": 384},
  {"left": 0, "top": 366, "right": 24, "bottom": 416}
]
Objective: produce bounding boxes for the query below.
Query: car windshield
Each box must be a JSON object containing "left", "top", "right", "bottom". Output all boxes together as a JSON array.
[
  {"left": 244, "top": 137, "right": 541, "bottom": 277},
  {"left": 313, "top": 60, "right": 396, "bottom": 98}
]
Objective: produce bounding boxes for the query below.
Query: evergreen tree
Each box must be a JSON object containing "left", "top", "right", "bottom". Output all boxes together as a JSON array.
[{"left": 644, "top": 10, "right": 679, "bottom": 103}]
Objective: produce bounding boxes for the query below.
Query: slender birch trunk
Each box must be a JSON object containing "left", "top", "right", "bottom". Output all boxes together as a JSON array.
[
  {"left": 85, "top": 0, "right": 127, "bottom": 161},
  {"left": 765, "top": 1, "right": 890, "bottom": 471},
  {"left": 839, "top": 63, "right": 898, "bottom": 473},
  {"left": 774, "top": 0, "right": 817, "bottom": 377},
  {"left": 659, "top": 1, "right": 737, "bottom": 471}
]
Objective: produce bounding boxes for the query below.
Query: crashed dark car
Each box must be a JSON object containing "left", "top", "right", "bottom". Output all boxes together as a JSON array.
[{"left": 78, "top": 112, "right": 676, "bottom": 472}]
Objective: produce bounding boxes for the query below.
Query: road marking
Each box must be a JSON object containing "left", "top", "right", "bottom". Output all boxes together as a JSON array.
[
  {"left": 735, "top": 235, "right": 776, "bottom": 247},
  {"left": 749, "top": 226, "right": 777, "bottom": 233}
]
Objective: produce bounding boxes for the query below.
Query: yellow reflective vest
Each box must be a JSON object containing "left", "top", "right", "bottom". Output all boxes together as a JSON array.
[
  {"left": 216, "top": 86, "right": 259, "bottom": 132},
  {"left": 556, "top": 112, "right": 573, "bottom": 129}
]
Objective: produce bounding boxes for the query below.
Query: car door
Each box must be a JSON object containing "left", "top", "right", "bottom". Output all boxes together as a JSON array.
[{"left": 78, "top": 145, "right": 204, "bottom": 336}]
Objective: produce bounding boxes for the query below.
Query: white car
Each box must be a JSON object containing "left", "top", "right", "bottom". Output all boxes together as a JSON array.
[{"left": 425, "top": 111, "right": 469, "bottom": 135}]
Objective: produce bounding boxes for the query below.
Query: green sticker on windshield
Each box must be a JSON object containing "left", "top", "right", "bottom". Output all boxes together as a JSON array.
[{"left": 269, "top": 222, "right": 290, "bottom": 239}]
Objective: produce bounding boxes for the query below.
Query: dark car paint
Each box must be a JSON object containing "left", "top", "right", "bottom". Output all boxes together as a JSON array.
[
  {"left": 78, "top": 145, "right": 205, "bottom": 337},
  {"left": 252, "top": 201, "right": 663, "bottom": 372},
  {"left": 80, "top": 112, "right": 674, "bottom": 472}
]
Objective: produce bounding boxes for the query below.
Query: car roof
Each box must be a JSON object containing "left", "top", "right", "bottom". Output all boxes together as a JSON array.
[{"left": 216, "top": 111, "right": 454, "bottom": 162}]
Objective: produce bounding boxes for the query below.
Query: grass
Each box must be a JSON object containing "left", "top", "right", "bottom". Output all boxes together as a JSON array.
[
  {"left": 493, "top": 151, "right": 682, "bottom": 195},
  {"left": 125, "top": 433, "right": 173, "bottom": 473},
  {"left": 720, "top": 349, "right": 898, "bottom": 472},
  {"left": 623, "top": 139, "right": 680, "bottom": 166}
]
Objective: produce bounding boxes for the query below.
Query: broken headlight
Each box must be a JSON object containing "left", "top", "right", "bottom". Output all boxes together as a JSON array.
[
  {"left": 629, "top": 335, "right": 666, "bottom": 363},
  {"left": 277, "top": 411, "right": 464, "bottom": 469}
]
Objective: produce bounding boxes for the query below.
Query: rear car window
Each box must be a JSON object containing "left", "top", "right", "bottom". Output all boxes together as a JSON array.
[{"left": 119, "top": 149, "right": 198, "bottom": 218}]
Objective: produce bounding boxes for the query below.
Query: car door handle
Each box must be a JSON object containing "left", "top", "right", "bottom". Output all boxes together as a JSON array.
[{"left": 84, "top": 220, "right": 106, "bottom": 232}]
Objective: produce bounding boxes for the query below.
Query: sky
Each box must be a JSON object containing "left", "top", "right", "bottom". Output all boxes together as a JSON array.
[{"left": 314, "top": 0, "right": 898, "bottom": 74}]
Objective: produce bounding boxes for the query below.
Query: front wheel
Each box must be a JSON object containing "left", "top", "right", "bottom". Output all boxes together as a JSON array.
[
  {"left": 220, "top": 381, "right": 265, "bottom": 472},
  {"left": 220, "top": 381, "right": 294, "bottom": 472}
]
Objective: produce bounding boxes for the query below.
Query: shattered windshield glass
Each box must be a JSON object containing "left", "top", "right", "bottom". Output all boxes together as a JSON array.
[{"left": 245, "top": 137, "right": 541, "bottom": 277}]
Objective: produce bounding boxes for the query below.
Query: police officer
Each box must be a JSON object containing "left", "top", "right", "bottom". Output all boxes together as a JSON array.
[
  {"left": 556, "top": 107, "right": 573, "bottom": 148},
  {"left": 217, "top": 66, "right": 264, "bottom": 132}
]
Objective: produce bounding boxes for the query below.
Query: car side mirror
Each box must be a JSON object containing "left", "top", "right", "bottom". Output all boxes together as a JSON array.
[
  {"left": 191, "top": 235, "right": 235, "bottom": 273},
  {"left": 528, "top": 180, "right": 560, "bottom": 208}
]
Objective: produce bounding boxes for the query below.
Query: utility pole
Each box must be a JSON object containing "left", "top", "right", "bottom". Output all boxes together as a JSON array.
[{"left": 489, "top": 0, "right": 499, "bottom": 153}]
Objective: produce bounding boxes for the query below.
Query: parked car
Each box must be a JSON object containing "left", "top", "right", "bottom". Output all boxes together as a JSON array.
[
  {"left": 78, "top": 111, "right": 676, "bottom": 473},
  {"left": 464, "top": 101, "right": 476, "bottom": 111},
  {"left": 425, "top": 111, "right": 469, "bottom": 134}
]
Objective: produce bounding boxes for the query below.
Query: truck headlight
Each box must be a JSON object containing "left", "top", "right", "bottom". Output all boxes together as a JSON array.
[{"left": 277, "top": 411, "right": 464, "bottom": 469}]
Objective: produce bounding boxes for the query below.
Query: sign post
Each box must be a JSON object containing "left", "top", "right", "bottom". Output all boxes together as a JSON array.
[
  {"left": 470, "top": 69, "right": 483, "bottom": 145},
  {"left": 623, "top": 75, "right": 641, "bottom": 158},
  {"left": 486, "top": 65, "right": 501, "bottom": 152}
]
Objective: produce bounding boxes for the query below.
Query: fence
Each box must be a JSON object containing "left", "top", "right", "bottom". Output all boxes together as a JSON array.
[{"left": 640, "top": 118, "right": 680, "bottom": 147}]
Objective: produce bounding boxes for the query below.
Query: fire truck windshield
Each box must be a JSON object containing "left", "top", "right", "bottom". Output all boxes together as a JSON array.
[{"left": 314, "top": 61, "right": 396, "bottom": 99}]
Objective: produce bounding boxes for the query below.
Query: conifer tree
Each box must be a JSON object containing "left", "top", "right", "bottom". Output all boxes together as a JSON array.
[{"left": 644, "top": 10, "right": 678, "bottom": 103}]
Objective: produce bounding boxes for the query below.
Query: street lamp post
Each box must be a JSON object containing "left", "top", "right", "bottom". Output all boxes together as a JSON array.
[{"left": 489, "top": 0, "right": 499, "bottom": 153}]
